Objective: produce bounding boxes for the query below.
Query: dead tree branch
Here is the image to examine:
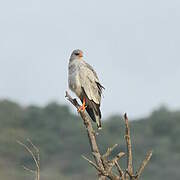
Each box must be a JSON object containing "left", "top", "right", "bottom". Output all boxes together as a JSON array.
[
  {"left": 123, "top": 114, "right": 153, "bottom": 180},
  {"left": 124, "top": 113, "right": 133, "bottom": 179},
  {"left": 65, "top": 91, "right": 152, "bottom": 180},
  {"left": 102, "top": 144, "right": 118, "bottom": 160},
  {"left": 136, "top": 150, "right": 153, "bottom": 179},
  {"left": 17, "top": 139, "right": 40, "bottom": 180},
  {"left": 115, "top": 161, "right": 124, "bottom": 180},
  {"left": 66, "top": 91, "right": 106, "bottom": 180}
]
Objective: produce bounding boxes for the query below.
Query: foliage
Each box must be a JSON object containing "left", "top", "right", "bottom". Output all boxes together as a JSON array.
[{"left": 0, "top": 99, "right": 179, "bottom": 180}]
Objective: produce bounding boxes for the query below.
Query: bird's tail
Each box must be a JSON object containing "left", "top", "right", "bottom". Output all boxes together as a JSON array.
[
  {"left": 86, "top": 104, "right": 102, "bottom": 130},
  {"left": 80, "top": 88, "right": 102, "bottom": 129},
  {"left": 95, "top": 113, "right": 102, "bottom": 130}
]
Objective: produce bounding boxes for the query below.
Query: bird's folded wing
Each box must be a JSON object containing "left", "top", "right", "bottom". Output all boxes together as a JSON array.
[{"left": 79, "top": 63, "right": 101, "bottom": 105}]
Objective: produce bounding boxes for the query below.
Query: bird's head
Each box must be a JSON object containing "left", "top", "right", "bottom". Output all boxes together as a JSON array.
[{"left": 70, "top": 49, "right": 83, "bottom": 61}]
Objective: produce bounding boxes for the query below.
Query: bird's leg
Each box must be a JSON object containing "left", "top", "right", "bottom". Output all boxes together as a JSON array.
[{"left": 78, "top": 98, "right": 86, "bottom": 112}]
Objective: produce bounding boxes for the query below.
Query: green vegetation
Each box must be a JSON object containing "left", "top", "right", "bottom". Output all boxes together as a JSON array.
[{"left": 0, "top": 100, "right": 179, "bottom": 180}]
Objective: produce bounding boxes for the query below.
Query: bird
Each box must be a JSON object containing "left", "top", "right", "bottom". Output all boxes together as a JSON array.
[{"left": 68, "top": 49, "right": 104, "bottom": 129}]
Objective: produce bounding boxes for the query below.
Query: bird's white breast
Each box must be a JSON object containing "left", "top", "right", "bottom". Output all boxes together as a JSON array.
[{"left": 68, "top": 59, "right": 82, "bottom": 97}]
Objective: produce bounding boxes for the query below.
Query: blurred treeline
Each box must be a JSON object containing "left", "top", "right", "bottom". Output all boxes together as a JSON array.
[{"left": 0, "top": 100, "right": 179, "bottom": 180}]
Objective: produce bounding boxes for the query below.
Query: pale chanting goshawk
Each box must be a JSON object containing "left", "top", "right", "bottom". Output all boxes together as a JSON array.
[{"left": 68, "top": 49, "right": 104, "bottom": 129}]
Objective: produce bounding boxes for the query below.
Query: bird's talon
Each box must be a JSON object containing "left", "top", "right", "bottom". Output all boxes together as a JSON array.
[
  {"left": 82, "top": 105, "right": 86, "bottom": 112},
  {"left": 77, "top": 105, "right": 86, "bottom": 113},
  {"left": 77, "top": 107, "right": 81, "bottom": 113}
]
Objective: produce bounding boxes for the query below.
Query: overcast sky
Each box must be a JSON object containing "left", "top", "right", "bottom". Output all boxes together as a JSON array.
[{"left": 0, "top": 0, "right": 180, "bottom": 118}]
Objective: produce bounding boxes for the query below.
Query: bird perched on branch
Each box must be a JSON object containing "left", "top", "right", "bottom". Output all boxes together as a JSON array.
[{"left": 68, "top": 49, "right": 104, "bottom": 129}]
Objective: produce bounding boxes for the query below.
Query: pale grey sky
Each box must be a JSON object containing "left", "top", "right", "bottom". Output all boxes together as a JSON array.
[{"left": 0, "top": 0, "right": 180, "bottom": 118}]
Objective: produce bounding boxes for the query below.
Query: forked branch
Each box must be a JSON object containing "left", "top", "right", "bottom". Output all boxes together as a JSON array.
[
  {"left": 65, "top": 91, "right": 152, "bottom": 180},
  {"left": 17, "top": 139, "right": 40, "bottom": 180}
]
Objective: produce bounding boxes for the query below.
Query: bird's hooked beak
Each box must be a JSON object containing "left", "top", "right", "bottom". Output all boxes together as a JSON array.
[{"left": 79, "top": 51, "right": 83, "bottom": 58}]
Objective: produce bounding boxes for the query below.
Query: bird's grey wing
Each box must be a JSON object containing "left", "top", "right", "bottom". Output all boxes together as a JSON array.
[
  {"left": 84, "top": 62, "right": 105, "bottom": 92},
  {"left": 84, "top": 62, "right": 99, "bottom": 80},
  {"left": 79, "top": 62, "right": 103, "bottom": 104}
]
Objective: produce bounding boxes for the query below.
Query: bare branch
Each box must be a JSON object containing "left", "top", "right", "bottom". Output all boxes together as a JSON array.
[
  {"left": 82, "top": 155, "right": 106, "bottom": 175},
  {"left": 82, "top": 155, "right": 121, "bottom": 180},
  {"left": 124, "top": 113, "right": 133, "bottom": 178},
  {"left": 22, "top": 165, "right": 35, "bottom": 174},
  {"left": 66, "top": 91, "right": 106, "bottom": 180},
  {"left": 27, "top": 138, "right": 40, "bottom": 165},
  {"left": 65, "top": 91, "right": 80, "bottom": 109},
  {"left": 17, "top": 139, "right": 40, "bottom": 180},
  {"left": 115, "top": 161, "right": 124, "bottom": 180},
  {"left": 66, "top": 91, "right": 152, "bottom": 180},
  {"left": 109, "top": 152, "right": 125, "bottom": 169},
  {"left": 102, "top": 144, "right": 118, "bottom": 160},
  {"left": 125, "top": 169, "right": 137, "bottom": 180},
  {"left": 136, "top": 150, "right": 153, "bottom": 179}
]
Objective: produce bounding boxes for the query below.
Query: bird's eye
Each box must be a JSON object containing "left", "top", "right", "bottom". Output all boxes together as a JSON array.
[{"left": 75, "top": 53, "right": 79, "bottom": 56}]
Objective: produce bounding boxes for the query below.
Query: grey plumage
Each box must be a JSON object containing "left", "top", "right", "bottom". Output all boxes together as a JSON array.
[{"left": 68, "top": 49, "right": 104, "bottom": 129}]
